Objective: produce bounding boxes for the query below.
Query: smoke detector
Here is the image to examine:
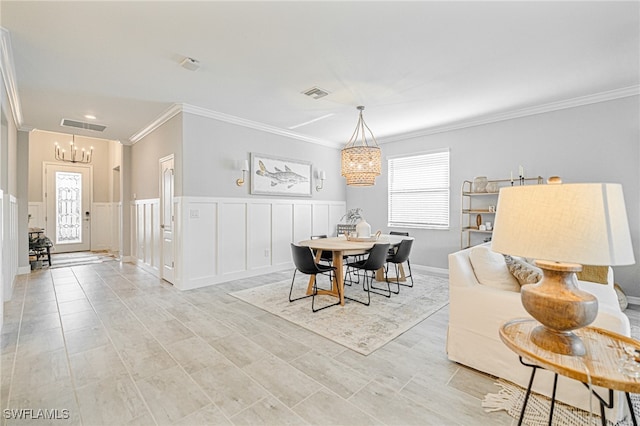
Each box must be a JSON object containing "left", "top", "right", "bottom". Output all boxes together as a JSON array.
[{"left": 180, "top": 57, "right": 200, "bottom": 71}]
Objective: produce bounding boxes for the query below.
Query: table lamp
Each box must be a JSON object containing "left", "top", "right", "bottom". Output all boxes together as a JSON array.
[{"left": 491, "top": 178, "right": 635, "bottom": 356}]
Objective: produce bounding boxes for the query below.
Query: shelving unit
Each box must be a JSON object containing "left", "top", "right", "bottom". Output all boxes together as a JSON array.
[{"left": 461, "top": 176, "right": 543, "bottom": 249}]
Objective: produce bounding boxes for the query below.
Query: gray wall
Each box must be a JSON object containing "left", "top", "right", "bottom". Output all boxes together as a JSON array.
[
  {"left": 130, "top": 114, "right": 183, "bottom": 200},
  {"left": 348, "top": 96, "right": 640, "bottom": 295},
  {"left": 182, "top": 112, "right": 344, "bottom": 200}
]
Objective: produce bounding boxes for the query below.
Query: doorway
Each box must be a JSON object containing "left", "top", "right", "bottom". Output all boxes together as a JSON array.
[
  {"left": 45, "top": 163, "right": 92, "bottom": 253},
  {"left": 160, "top": 155, "right": 175, "bottom": 284}
]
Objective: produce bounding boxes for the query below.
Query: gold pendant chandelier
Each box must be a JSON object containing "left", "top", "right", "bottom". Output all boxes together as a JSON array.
[{"left": 341, "top": 106, "right": 381, "bottom": 186}]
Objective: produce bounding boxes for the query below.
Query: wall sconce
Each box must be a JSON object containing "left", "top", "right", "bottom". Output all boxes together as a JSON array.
[
  {"left": 236, "top": 160, "right": 250, "bottom": 186},
  {"left": 316, "top": 169, "right": 326, "bottom": 192}
]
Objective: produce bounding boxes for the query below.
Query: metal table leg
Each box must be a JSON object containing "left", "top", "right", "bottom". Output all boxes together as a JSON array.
[{"left": 517, "top": 357, "right": 560, "bottom": 426}]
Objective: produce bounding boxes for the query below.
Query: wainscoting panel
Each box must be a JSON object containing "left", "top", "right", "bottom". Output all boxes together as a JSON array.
[
  {"left": 2, "top": 194, "right": 19, "bottom": 303},
  {"left": 131, "top": 199, "right": 160, "bottom": 276},
  {"left": 312, "top": 204, "right": 329, "bottom": 237},
  {"left": 293, "top": 204, "right": 312, "bottom": 245},
  {"left": 166, "top": 197, "right": 346, "bottom": 290},
  {"left": 272, "top": 203, "right": 293, "bottom": 267},
  {"left": 182, "top": 200, "right": 217, "bottom": 282},
  {"left": 247, "top": 203, "right": 272, "bottom": 271},
  {"left": 218, "top": 202, "right": 248, "bottom": 276}
]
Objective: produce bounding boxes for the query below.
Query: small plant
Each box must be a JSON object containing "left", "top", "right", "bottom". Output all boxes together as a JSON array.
[{"left": 341, "top": 208, "right": 363, "bottom": 224}]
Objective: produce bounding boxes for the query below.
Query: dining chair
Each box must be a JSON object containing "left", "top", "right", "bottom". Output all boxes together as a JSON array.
[
  {"left": 385, "top": 238, "right": 414, "bottom": 294},
  {"left": 389, "top": 231, "right": 410, "bottom": 254},
  {"left": 289, "top": 243, "right": 339, "bottom": 312},
  {"left": 310, "top": 234, "right": 333, "bottom": 265},
  {"left": 344, "top": 243, "right": 390, "bottom": 306}
]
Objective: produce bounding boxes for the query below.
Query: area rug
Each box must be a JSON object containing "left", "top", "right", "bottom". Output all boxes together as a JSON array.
[
  {"left": 229, "top": 272, "right": 449, "bottom": 355},
  {"left": 483, "top": 378, "right": 639, "bottom": 426}
]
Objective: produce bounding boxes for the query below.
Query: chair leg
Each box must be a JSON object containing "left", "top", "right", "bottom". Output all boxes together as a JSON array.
[
  {"left": 344, "top": 269, "right": 371, "bottom": 306},
  {"left": 311, "top": 270, "right": 341, "bottom": 312},
  {"left": 289, "top": 269, "right": 315, "bottom": 303},
  {"left": 370, "top": 266, "right": 392, "bottom": 297},
  {"left": 383, "top": 263, "right": 401, "bottom": 295},
  {"left": 396, "top": 259, "right": 414, "bottom": 288}
]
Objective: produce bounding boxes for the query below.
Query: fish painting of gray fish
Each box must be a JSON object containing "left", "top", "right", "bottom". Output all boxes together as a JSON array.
[{"left": 256, "top": 160, "right": 309, "bottom": 189}]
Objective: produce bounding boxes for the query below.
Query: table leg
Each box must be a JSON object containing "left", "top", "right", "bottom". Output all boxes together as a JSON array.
[
  {"left": 548, "top": 373, "right": 558, "bottom": 426},
  {"left": 626, "top": 392, "right": 637, "bottom": 426},
  {"left": 518, "top": 359, "right": 538, "bottom": 426},
  {"left": 333, "top": 250, "right": 345, "bottom": 306},
  {"left": 306, "top": 250, "right": 323, "bottom": 295},
  {"left": 376, "top": 263, "right": 406, "bottom": 282}
]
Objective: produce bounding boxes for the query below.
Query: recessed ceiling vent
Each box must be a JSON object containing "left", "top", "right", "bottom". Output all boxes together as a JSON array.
[
  {"left": 61, "top": 119, "right": 107, "bottom": 132},
  {"left": 302, "top": 86, "right": 330, "bottom": 99}
]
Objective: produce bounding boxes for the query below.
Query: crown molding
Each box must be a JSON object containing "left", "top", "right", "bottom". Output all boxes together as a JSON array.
[
  {"left": 182, "top": 104, "right": 337, "bottom": 148},
  {"left": 128, "top": 103, "right": 182, "bottom": 144},
  {"left": 130, "top": 103, "right": 338, "bottom": 148},
  {"left": 380, "top": 85, "right": 640, "bottom": 144},
  {"left": 0, "top": 27, "right": 24, "bottom": 129}
]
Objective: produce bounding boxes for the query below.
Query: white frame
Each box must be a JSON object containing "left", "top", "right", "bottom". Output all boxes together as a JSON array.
[{"left": 250, "top": 153, "right": 312, "bottom": 197}]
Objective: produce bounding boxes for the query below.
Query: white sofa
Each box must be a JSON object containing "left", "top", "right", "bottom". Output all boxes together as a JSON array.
[{"left": 447, "top": 244, "right": 631, "bottom": 419}]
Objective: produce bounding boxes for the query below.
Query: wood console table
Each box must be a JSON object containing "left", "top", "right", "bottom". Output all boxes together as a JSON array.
[{"left": 500, "top": 318, "right": 640, "bottom": 425}]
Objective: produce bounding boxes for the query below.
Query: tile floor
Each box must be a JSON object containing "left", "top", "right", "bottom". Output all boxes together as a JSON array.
[{"left": 1, "top": 259, "right": 634, "bottom": 425}]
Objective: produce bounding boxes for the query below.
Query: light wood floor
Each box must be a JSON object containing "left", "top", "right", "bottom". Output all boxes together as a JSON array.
[{"left": 1, "top": 259, "right": 634, "bottom": 425}]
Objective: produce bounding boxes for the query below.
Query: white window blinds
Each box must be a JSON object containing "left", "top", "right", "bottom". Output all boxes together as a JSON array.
[{"left": 388, "top": 149, "right": 450, "bottom": 229}]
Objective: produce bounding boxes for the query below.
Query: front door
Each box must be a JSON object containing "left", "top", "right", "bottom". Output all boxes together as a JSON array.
[
  {"left": 45, "top": 163, "right": 92, "bottom": 253},
  {"left": 160, "top": 155, "right": 175, "bottom": 284}
]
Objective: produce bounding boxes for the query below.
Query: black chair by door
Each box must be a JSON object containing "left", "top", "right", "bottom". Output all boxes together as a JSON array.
[
  {"left": 290, "top": 243, "right": 339, "bottom": 312},
  {"left": 344, "top": 243, "right": 390, "bottom": 306}
]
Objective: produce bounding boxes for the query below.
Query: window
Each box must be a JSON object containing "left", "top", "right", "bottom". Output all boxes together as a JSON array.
[{"left": 388, "top": 149, "right": 450, "bottom": 229}]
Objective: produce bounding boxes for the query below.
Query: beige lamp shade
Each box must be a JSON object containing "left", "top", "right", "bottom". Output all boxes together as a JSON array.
[{"left": 491, "top": 183, "right": 635, "bottom": 266}]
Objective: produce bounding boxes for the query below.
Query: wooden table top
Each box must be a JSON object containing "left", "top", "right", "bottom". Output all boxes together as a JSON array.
[
  {"left": 500, "top": 318, "right": 640, "bottom": 393},
  {"left": 298, "top": 234, "right": 412, "bottom": 252}
]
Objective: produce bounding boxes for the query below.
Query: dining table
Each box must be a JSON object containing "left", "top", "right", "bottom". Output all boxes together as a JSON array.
[{"left": 297, "top": 234, "right": 414, "bottom": 306}]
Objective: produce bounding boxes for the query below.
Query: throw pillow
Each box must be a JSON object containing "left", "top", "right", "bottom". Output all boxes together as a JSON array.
[
  {"left": 576, "top": 265, "right": 609, "bottom": 285},
  {"left": 504, "top": 255, "right": 542, "bottom": 286},
  {"left": 469, "top": 245, "right": 520, "bottom": 292},
  {"left": 614, "top": 283, "right": 628, "bottom": 311}
]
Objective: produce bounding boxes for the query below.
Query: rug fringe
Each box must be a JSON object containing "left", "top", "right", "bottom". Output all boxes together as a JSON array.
[{"left": 482, "top": 381, "right": 522, "bottom": 413}]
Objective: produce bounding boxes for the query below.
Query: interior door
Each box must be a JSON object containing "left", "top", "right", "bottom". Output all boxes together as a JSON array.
[
  {"left": 45, "top": 163, "right": 92, "bottom": 253},
  {"left": 160, "top": 155, "right": 175, "bottom": 284}
]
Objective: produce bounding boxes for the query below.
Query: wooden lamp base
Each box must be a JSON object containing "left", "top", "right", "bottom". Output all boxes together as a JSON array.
[{"left": 521, "top": 260, "right": 598, "bottom": 356}]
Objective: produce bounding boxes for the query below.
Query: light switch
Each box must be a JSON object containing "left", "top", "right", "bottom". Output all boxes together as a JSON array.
[{"left": 190, "top": 209, "right": 200, "bottom": 219}]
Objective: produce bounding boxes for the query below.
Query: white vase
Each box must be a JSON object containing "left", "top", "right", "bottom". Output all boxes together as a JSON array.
[{"left": 356, "top": 218, "right": 371, "bottom": 238}]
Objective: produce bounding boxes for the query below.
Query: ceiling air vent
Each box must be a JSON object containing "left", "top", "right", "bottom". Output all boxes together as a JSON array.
[
  {"left": 302, "top": 86, "right": 330, "bottom": 100},
  {"left": 61, "top": 119, "right": 107, "bottom": 132}
]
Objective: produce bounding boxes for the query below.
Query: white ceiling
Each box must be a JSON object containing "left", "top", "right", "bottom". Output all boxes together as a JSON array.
[{"left": 1, "top": 1, "right": 638, "bottom": 147}]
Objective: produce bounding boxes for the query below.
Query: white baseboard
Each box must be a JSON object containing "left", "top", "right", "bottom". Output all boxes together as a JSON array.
[
  {"left": 627, "top": 296, "right": 640, "bottom": 306},
  {"left": 413, "top": 264, "right": 449, "bottom": 278}
]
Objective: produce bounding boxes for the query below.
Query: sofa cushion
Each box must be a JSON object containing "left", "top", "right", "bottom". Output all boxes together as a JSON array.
[
  {"left": 505, "top": 255, "right": 542, "bottom": 286},
  {"left": 469, "top": 246, "right": 520, "bottom": 292}
]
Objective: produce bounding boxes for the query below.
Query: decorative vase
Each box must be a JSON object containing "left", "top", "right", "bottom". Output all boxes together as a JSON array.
[
  {"left": 473, "top": 176, "right": 488, "bottom": 193},
  {"left": 356, "top": 218, "right": 371, "bottom": 238},
  {"left": 476, "top": 214, "right": 482, "bottom": 228},
  {"left": 486, "top": 181, "right": 499, "bottom": 193}
]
